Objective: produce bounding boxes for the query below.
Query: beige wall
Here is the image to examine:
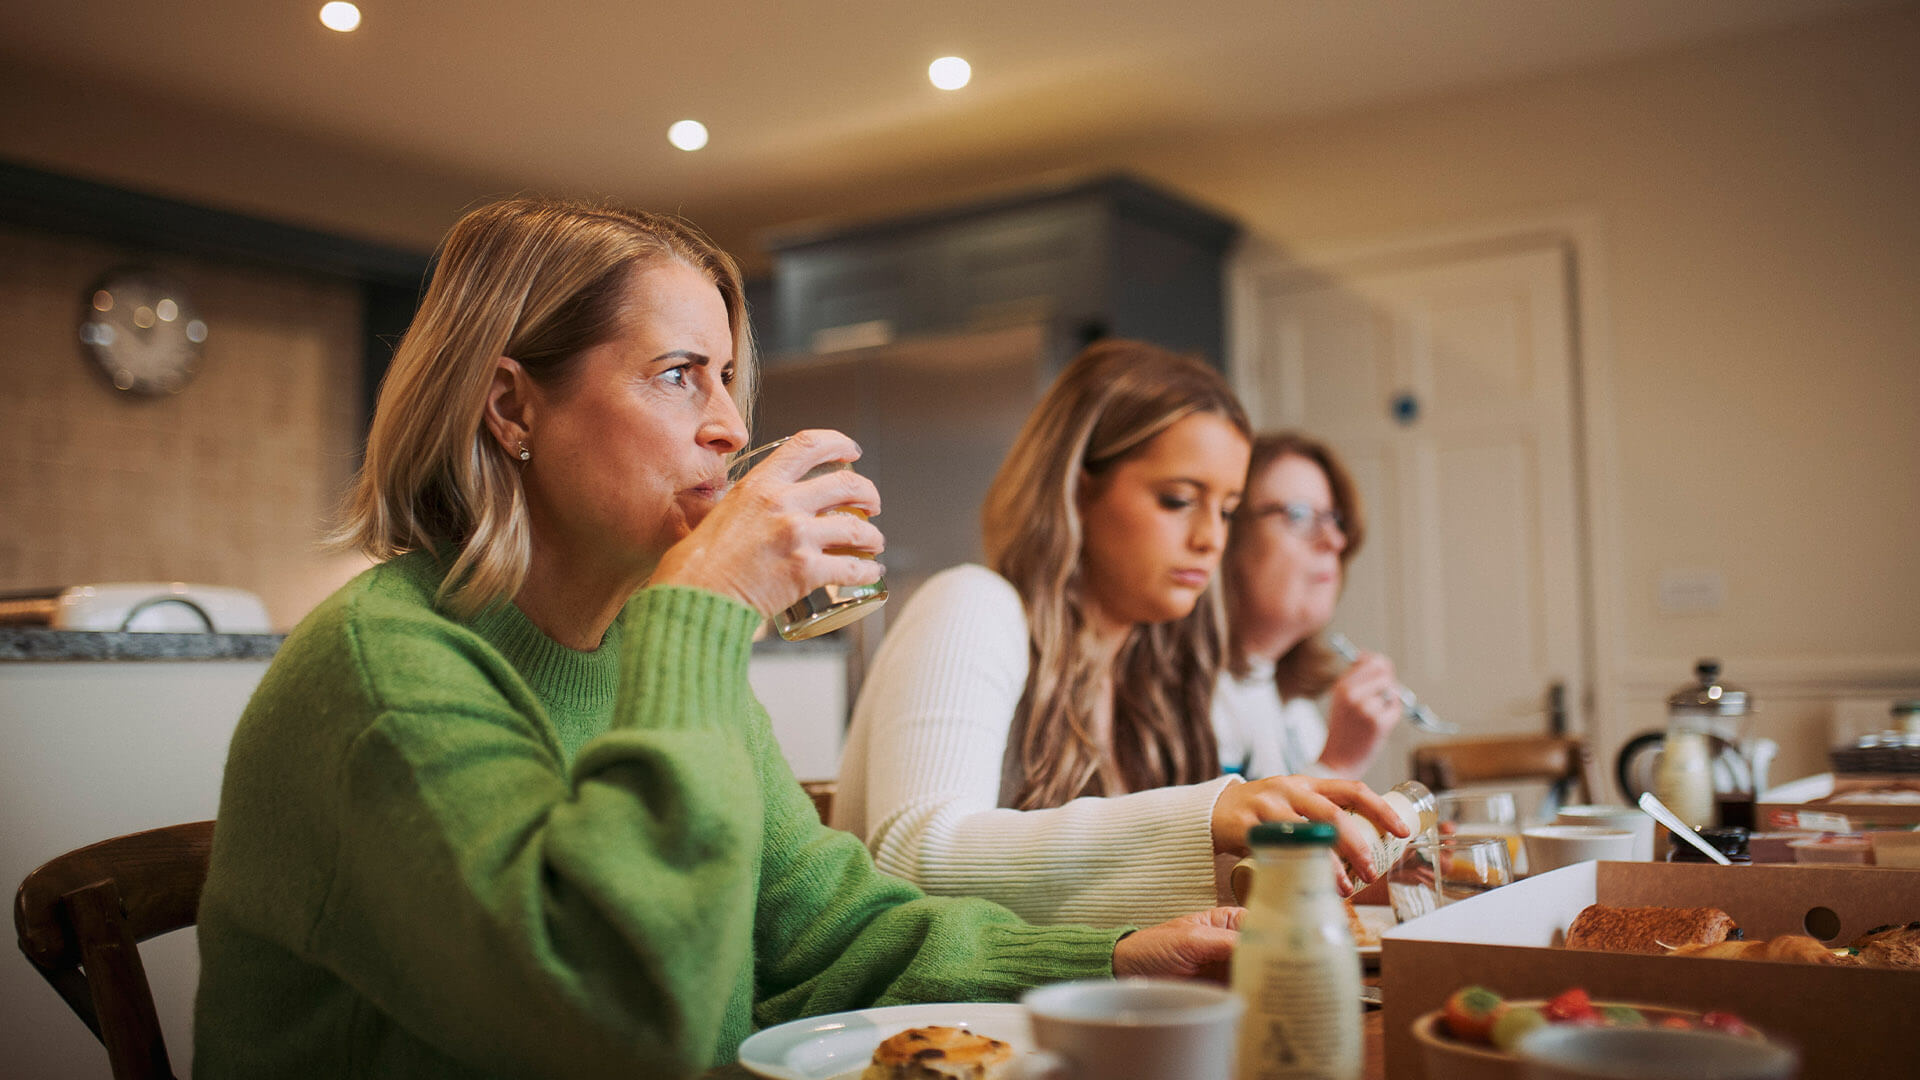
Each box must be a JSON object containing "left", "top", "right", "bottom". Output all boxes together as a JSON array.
[
  {"left": 4, "top": 6, "right": 1914, "bottom": 778},
  {"left": 0, "top": 226, "right": 372, "bottom": 629},
  {"left": 1120, "top": 8, "right": 1920, "bottom": 780}
]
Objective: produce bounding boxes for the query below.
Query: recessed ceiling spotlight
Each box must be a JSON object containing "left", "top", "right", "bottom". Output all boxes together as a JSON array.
[
  {"left": 928, "top": 56, "right": 971, "bottom": 91},
  {"left": 319, "top": 2, "right": 361, "bottom": 33},
  {"left": 668, "top": 120, "right": 709, "bottom": 152}
]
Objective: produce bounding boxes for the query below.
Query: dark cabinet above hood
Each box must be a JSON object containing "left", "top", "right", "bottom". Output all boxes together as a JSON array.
[{"left": 762, "top": 173, "right": 1239, "bottom": 369}]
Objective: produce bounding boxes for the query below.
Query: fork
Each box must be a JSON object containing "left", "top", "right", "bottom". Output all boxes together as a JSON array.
[{"left": 1326, "top": 632, "right": 1460, "bottom": 735}]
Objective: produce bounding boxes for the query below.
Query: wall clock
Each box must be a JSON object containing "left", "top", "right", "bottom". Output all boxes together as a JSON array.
[{"left": 77, "top": 268, "right": 207, "bottom": 395}]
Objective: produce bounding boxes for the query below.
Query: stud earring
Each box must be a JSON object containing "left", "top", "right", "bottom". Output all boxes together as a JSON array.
[{"left": 517, "top": 442, "right": 531, "bottom": 462}]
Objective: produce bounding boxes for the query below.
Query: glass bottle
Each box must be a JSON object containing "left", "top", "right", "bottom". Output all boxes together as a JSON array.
[
  {"left": 1231, "top": 821, "right": 1362, "bottom": 1080},
  {"left": 1229, "top": 780, "right": 1436, "bottom": 904},
  {"left": 1894, "top": 701, "right": 1920, "bottom": 738},
  {"left": 1340, "top": 779, "right": 1438, "bottom": 893}
]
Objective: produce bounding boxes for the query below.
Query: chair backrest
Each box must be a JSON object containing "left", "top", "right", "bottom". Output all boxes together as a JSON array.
[
  {"left": 1410, "top": 735, "right": 1598, "bottom": 806},
  {"left": 800, "top": 780, "right": 836, "bottom": 825},
  {"left": 14, "top": 820, "right": 215, "bottom": 1080}
]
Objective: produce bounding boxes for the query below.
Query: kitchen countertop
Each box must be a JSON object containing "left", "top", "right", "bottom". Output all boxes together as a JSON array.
[
  {"left": 3, "top": 623, "right": 848, "bottom": 662},
  {"left": 0, "top": 627, "right": 284, "bottom": 662}
]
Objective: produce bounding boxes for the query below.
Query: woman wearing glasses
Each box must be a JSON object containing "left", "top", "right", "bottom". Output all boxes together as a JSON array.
[
  {"left": 1214, "top": 432, "right": 1403, "bottom": 782},
  {"left": 834, "top": 343, "right": 1404, "bottom": 927}
]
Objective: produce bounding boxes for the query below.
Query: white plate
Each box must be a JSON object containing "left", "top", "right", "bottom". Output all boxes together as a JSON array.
[
  {"left": 738, "top": 1002, "right": 1032, "bottom": 1080},
  {"left": 1355, "top": 904, "right": 1394, "bottom": 959}
]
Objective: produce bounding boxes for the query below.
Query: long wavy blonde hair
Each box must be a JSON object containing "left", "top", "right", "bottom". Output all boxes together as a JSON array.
[
  {"left": 983, "top": 340, "right": 1251, "bottom": 810},
  {"left": 336, "top": 197, "right": 753, "bottom": 616}
]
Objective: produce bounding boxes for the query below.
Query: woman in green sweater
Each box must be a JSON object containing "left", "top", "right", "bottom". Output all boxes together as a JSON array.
[{"left": 192, "top": 198, "right": 1241, "bottom": 1079}]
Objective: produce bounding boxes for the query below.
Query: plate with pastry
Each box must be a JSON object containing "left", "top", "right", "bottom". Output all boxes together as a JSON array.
[
  {"left": 738, "top": 1002, "right": 1030, "bottom": 1080},
  {"left": 1351, "top": 902, "right": 1393, "bottom": 962}
]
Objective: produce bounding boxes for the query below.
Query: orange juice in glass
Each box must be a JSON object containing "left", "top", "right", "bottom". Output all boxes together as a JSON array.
[
  {"left": 1436, "top": 791, "right": 1525, "bottom": 874},
  {"left": 728, "top": 438, "right": 887, "bottom": 641}
]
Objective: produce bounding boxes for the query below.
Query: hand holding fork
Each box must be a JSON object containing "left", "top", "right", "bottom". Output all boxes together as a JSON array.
[{"left": 1326, "top": 632, "right": 1460, "bottom": 735}]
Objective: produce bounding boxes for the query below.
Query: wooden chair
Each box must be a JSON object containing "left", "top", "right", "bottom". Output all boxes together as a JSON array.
[
  {"left": 1411, "top": 735, "right": 1599, "bottom": 807},
  {"left": 800, "top": 780, "right": 837, "bottom": 825},
  {"left": 14, "top": 820, "right": 215, "bottom": 1080}
]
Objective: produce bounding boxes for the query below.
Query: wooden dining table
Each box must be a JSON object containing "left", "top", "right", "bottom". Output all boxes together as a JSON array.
[{"left": 703, "top": 975, "right": 1389, "bottom": 1079}]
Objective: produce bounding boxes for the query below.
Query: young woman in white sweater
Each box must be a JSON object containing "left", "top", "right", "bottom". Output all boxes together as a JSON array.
[{"left": 834, "top": 341, "right": 1406, "bottom": 926}]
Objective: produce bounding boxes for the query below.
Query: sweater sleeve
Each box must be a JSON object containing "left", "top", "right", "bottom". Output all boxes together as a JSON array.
[
  {"left": 741, "top": 705, "right": 1123, "bottom": 1029},
  {"left": 845, "top": 565, "right": 1232, "bottom": 926},
  {"left": 307, "top": 585, "right": 770, "bottom": 1078}
]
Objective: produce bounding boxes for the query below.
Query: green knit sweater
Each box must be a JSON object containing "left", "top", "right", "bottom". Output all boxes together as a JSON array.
[{"left": 193, "top": 552, "right": 1124, "bottom": 1078}]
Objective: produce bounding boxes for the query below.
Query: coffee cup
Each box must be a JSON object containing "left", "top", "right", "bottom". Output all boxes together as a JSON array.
[
  {"left": 1017, "top": 978, "right": 1242, "bottom": 1080},
  {"left": 1518, "top": 1024, "right": 1797, "bottom": 1079},
  {"left": 1555, "top": 804, "right": 1656, "bottom": 861},
  {"left": 1522, "top": 825, "right": 1639, "bottom": 873}
]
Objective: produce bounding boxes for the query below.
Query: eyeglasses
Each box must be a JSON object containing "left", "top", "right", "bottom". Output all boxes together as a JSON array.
[{"left": 1253, "top": 501, "right": 1346, "bottom": 541}]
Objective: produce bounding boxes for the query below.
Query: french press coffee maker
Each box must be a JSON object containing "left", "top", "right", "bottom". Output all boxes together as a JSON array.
[{"left": 1653, "top": 659, "right": 1768, "bottom": 830}]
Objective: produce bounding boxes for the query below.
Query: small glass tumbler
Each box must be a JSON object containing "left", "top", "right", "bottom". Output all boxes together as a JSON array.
[
  {"left": 1387, "top": 835, "right": 1514, "bottom": 924},
  {"left": 1436, "top": 789, "right": 1526, "bottom": 874},
  {"left": 727, "top": 438, "right": 887, "bottom": 641}
]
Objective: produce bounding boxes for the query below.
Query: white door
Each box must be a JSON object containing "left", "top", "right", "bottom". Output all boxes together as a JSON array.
[{"left": 1233, "top": 244, "right": 1588, "bottom": 794}]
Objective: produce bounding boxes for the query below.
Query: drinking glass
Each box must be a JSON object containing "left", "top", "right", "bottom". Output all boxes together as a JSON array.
[
  {"left": 1436, "top": 790, "right": 1525, "bottom": 873},
  {"left": 727, "top": 438, "right": 887, "bottom": 641},
  {"left": 1387, "top": 835, "right": 1514, "bottom": 923}
]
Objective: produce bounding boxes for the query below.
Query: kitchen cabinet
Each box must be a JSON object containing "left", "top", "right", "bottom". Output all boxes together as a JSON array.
[
  {"left": 0, "top": 636, "right": 276, "bottom": 1080},
  {"left": 765, "top": 173, "right": 1239, "bottom": 366}
]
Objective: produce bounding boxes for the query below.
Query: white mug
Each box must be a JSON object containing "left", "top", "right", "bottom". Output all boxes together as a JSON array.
[
  {"left": 1017, "top": 978, "right": 1242, "bottom": 1080},
  {"left": 1555, "top": 804, "right": 1657, "bottom": 862},
  {"left": 1519, "top": 1024, "right": 1798, "bottom": 1079},
  {"left": 1522, "top": 825, "right": 1639, "bottom": 872}
]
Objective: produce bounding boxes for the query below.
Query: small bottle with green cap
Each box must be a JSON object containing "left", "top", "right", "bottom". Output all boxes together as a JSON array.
[
  {"left": 1894, "top": 700, "right": 1920, "bottom": 738},
  {"left": 1230, "top": 821, "right": 1362, "bottom": 1080}
]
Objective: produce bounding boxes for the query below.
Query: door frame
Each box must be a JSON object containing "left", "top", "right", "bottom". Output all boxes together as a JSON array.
[{"left": 1225, "top": 210, "right": 1627, "bottom": 757}]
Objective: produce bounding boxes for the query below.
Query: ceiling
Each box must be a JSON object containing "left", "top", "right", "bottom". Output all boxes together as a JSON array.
[{"left": 4, "top": 0, "right": 1897, "bottom": 242}]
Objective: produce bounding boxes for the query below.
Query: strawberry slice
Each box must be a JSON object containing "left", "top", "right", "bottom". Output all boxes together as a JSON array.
[{"left": 1544, "top": 987, "right": 1599, "bottom": 1024}]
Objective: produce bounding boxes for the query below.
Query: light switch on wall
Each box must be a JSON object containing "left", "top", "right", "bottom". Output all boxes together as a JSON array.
[{"left": 1657, "top": 569, "right": 1726, "bottom": 615}]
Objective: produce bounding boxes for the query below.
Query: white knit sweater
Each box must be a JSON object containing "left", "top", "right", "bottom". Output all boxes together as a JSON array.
[
  {"left": 834, "top": 564, "right": 1236, "bottom": 927},
  {"left": 1211, "top": 659, "right": 1337, "bottom": 780}
]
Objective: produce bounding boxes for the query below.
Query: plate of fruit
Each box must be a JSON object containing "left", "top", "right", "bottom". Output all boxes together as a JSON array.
[{"left": 1412, "top": 985, "right": 1763, "bottom": 1080}]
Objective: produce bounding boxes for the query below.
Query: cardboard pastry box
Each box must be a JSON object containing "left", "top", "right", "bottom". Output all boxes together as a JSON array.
[
  {"left": 1759, "top": 774, "right": 1920, "bottom": 832},
  {"left": 1380, "top": 861, "right": 1920, "bottom": 1079}
]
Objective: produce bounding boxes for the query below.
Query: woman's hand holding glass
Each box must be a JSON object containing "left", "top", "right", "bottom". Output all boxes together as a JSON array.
[
  {"left": 650, "top": 429, "right": 884, "bottom": 617},
  {"left": 1210, "top": 775, "right": 1408, "bottom": 892}
]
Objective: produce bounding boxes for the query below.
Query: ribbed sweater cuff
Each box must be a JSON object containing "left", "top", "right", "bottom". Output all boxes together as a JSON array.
[
  {"left": 616, "top": 586, "right": 761, "bottom": 731},
  {"left": 967, "top": 923, "right": 1126, "bottom": 996}
]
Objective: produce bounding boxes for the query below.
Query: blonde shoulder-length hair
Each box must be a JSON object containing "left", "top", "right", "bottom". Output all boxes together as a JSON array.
[
  {"left": 982, "top": 339, "right": 1251, "bottom": 810},
  {"left": 336, "top": 197, "right": 754, "bottom": 617}
]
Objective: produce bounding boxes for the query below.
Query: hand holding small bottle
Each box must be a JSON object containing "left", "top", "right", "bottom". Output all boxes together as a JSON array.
[{"left": 1211, "top": 776, "right": 1416, "bottom": 895}]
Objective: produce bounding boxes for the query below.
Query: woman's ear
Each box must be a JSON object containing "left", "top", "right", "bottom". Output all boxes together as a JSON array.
[{"left": 482, "top": 356, "right": 534, "bottom": 457}]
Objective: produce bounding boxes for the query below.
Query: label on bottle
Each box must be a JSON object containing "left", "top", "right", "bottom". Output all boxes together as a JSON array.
[
  {"left": 1334, "top": 790, "right": 1418, "bottom": 895},
  {"left": 1232, "top": 866, "right": 1363, "bottom": 1080}
]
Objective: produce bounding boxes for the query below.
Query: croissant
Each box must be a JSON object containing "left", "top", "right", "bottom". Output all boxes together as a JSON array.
[{"left": 1668, "top": 934, "right": 1838, "bottom": 964}]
